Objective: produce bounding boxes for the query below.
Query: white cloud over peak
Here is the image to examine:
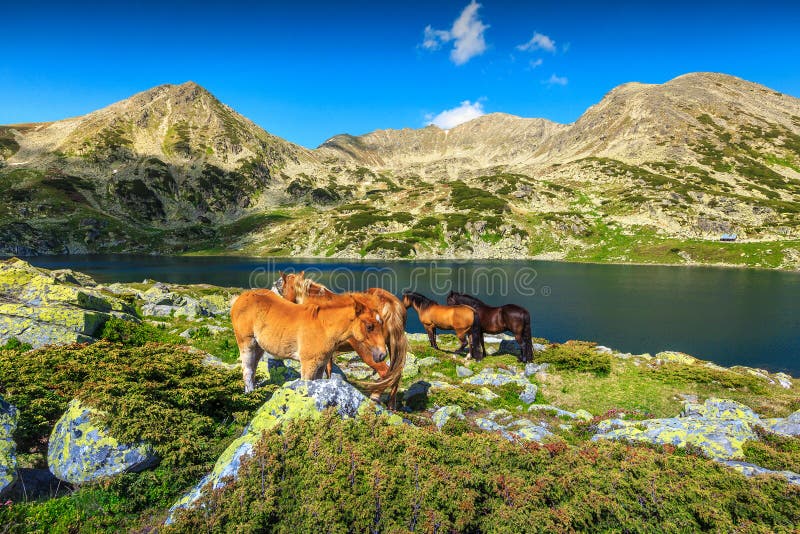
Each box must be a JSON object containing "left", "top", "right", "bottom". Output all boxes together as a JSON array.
[
  {"left": 426, "top": 100, "right": 486, "bottom": 129},
  {"left": 420, "top": 1, "right": 488, "bottom": 65},
  {"left": 516, "top": 32, "right": 556, "bottom": 53},
  {"left": 545, "top": 74, "right": 568, "bottom": 86}
]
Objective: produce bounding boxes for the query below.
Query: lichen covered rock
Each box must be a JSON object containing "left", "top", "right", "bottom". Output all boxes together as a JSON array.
[
  {"left": 166, "top": 378, "right": 398, "bottom": 524},
  {"left": 463, "top": 367, "right": 538, "bottom": 405},
  {"left": 593, "top": 416, "right": 757, "bottom": 460},
  {"left": 48, "top": 399, "right": 158, "bottom": 484},
  {"left": 593, "top": 397, "right": 768, "bottom": 460},
  {"left": 720, "top": 460, "right": 800, "bottom": 486},
  {"left": 681, "top": 397, "right": 761, "bottom": 425},
  {"left": 0, "top": 258, "right": 137, "bottom": 347},
  {"left": 475, "top": 409, "right": 552, "bottom": 443},
  {"left": 0, "top": 396, "right": 19, "bottom": 496},
  {"left": 432, "top": 405, "right": 464, "bottom": 429}
]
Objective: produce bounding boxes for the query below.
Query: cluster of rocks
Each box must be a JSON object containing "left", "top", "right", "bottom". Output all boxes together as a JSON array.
[
  {"left": 138, "top": 283, "right": 229, "bottom": 319},
  {"left": 0, "top": 258, "right": 138, "bottom": 347},
  {"left": 592, "top": 397, "right": 800, "bottom": 485}
]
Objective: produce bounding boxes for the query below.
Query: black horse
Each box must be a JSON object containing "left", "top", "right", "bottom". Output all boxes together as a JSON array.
[{"left": 446, "top": 291, "right": 533, "bottom": 363}]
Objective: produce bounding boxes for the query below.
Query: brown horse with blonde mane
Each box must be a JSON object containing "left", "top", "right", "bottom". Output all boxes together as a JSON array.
[
  {"left": 402, "top": 291, "right": 484, "bottom": 360},
  {"left": 275, "top": 271, "right": 408, "bottom": 408},
  {"left": 231, "top": 288, "right": 388, "bottom": 392}
]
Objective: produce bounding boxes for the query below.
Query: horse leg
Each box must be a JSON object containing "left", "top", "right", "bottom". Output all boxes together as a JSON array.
[
  {"left": 456, "top": 333, "right": 469, "bottom": 353},
  {"left": 326, "top": 359, "right": 333, "bottom": 379},
  {"left": 239, "top": 337, "right": 264, "bottom": 393},
  {"left": 300, "top": 356, "right": 327, "bottom": 380},
  {"left": 426, "top": 326, "right": 438, "bottom": 349}
]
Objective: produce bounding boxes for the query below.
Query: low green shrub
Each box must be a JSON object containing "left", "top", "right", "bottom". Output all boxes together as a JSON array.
[
  {"left": 169, "top": 411, "right": 800, "bottom": 532},
  {"left": 650, "top": 363, "right": 767, "bottom": 393},
  {"left": 99, "top": 316, "right": 181, "bottom": 346},
  {"left": 744, "top": 428, "right": 800, "bottom": 473},
  {"left": 0, "top": 342, "right": 272, "bottom": 531},
  {"left": 0, "top": 337, "right": 32, "bottom": 352},
  {"left": 535, "top": 341, "right": 612, "bottom": 376}
]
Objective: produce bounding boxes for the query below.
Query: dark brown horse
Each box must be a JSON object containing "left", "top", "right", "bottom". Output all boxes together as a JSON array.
[{"left": 446, "top": 291, "right": 533, "bottom": 363}]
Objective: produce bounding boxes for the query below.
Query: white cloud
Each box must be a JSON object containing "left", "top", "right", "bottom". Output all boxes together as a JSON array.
[
  {"left": 529, "top": 58, "right": 543, "bottom": 69},
  {"left": 420, "top": 1, "right": 489, "bottom": 65},
  {"left": 426, "top": 100, "right": 486, "bottom": 129},
  {"left": 544, "top": 74, "right": 568, "bottom": 86},
  {"left": 517, "top": 32, "right": 556, "bottom": 53}
]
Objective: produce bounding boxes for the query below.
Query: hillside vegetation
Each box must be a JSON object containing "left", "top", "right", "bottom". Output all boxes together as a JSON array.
[{"left": 1, "top": 73, "right": 800, "bottom": 269}]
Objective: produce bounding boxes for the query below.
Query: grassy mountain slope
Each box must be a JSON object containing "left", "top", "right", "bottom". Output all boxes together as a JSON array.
[{"left": 1, "top": 73, "right": 799, "bottom": 268}]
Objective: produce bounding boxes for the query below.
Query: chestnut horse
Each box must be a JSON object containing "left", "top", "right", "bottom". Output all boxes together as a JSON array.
[
  {"left": 276, "top": 272, "right": 407, "bottom": 408},
  {"left": 402, "top": 291, "right": 484, "bottom": 360},
  {"left": 231, "top": 289, "right": 387, "bottom": 392},
  {"left": 446, "top": 290, "right": 533, "bottom": 363}
]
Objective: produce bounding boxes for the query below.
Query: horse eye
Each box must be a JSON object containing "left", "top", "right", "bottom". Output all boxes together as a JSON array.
[{"left": 367, "top": 324, "right": 374, "bottom": 332}]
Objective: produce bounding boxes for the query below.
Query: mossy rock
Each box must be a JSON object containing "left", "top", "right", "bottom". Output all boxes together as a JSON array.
[
  {"left": 0, "top": 259, "right": 137, "bottom": 347},
  {"left": 166, "top": 378, "right": 397, "bottom": 524},
  {"left": 0, "top": 396, "right": 18, "bottom": 496},
  {"left": 48, "top": 399, "right": 158, "bottom": 484}
]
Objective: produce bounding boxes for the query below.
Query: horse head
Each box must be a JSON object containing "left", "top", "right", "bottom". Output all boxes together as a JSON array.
[{"left": 349, "top": 294, "right": 388, "bottom": 362}]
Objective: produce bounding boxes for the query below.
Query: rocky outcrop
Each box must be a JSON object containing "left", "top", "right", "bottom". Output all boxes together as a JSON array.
[
  {"left": 48, "top": 399, "right": 158, "bottom": 484},
  {"left": 462, "top": 367, "right": 538, "bottom": 404},
  {"left": 475, "top": 409, "right": 552, "bottom": 443},
  {"left": 166, "top": 378, "right": 400, "bottom": 524},
  {"left": 0, "top": 258, "right": 138, "bottom": 347},
  {"left": 0, "top": 396, "right": 18, "bottom": 496},
  {"left": 140, "top": 283, "right": 229, "bottom": 319},
  {"left": 592, "top": 398, "right": 800, "bottom": 484},
  {"left": 432, "top": 405, "right": 464, "bottom": 429}
]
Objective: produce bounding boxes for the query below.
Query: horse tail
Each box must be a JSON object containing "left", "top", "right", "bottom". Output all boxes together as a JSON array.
[
  {"left": 522, "top": 309, "right": 533, "bottom": 361},
  {"left": 356, "top": 289, "right": 408, "bottom": 403},
  {"left": 469, "top": 307, "right": 484, "bottom": 360}
]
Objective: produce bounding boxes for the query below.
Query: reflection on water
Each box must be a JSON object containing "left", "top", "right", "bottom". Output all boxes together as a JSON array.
[{"left": 24, "top": 255, "right": 800, "bottom": 375}]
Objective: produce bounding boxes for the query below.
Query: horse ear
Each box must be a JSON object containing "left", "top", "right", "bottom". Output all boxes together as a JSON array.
[
  {"left": 280, "top": 271, "right": 286, "bottom": 280},
  {"left": 353, "top": 296, "right": 365, "bottom": 315},
  {"left": 299, "top": 270, "right": 305, "bottom": 277}
]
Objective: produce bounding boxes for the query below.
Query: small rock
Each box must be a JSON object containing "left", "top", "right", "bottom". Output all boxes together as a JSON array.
[
  {"left": 655, "top": 351, "right": 697, "bottom": 365},
  {"left": 432, "top": 405, "right": 464, "bottom": 429},
  {"left": 456, "top": 365, "right": 473, "bottom": 377},
  {"left": 574, "top": 409, "right": 593, "bottom": 421},
  {"left": 528, "top": 404, "right": 577, "bottom": 419},
  {"left": 519, "top": 384, "right": 538, "bottom": 404},
  {"left": 720, "top": 460, "right": 800, "bottom": 486},
  {"left": 417, "top": 356, "right": 440, "bottom": 367},
  {"left": 775, "top": 373, "right": 793, "bottom": 389},
  {"left": 524, "top": 363, "right": 549, "bottom": 377}
]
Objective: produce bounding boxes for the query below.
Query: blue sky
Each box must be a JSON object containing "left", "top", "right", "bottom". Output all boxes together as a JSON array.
[{"left": 2, "top": 0, "right": 799, "bottom": 148}]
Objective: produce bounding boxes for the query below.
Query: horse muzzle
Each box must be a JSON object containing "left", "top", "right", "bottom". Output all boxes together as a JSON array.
[{"left": 371, "top": 346, "right": 388, "bottom": 363}]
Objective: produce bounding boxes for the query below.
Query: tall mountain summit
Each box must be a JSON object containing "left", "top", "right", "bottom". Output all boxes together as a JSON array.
[{"left": 1, "top": 73, "right": 799, "bottom": 268}]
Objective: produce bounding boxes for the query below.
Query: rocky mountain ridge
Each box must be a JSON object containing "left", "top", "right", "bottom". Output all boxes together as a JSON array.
[{"left": 1, "top": 73, "right": 799, "bottom": 269}]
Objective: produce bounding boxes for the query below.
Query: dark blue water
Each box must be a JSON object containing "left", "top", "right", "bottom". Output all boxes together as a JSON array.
[{"left": 23, "top": 255, "right": 800, "bottom": 376}]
